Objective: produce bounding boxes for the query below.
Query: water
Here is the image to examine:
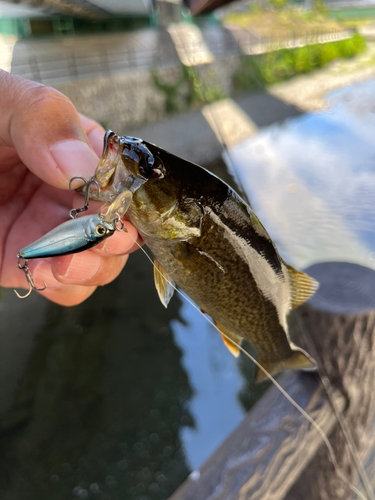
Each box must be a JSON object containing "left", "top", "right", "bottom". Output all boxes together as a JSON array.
[
  {"left": 1, "top": 79, "right": 375, "bottom": 500},
  {"left": 229, "top": 79, "right": 375, "bottom": 271},
  {"left": 0, "top": 228, "right": 261, "bottom": 500}
]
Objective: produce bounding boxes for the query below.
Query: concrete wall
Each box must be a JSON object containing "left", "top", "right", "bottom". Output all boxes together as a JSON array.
[{"left": 54, "top": 56, "right": 239, "bottom": 134}]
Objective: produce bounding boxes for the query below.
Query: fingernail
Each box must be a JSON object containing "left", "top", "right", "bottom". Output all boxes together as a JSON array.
[
  {"left": 88, "top": 128, "right": 105, "bottom": 158},
  {"left": 50, "top": 140, "right": 99, "bottom": 181},
  {"left": 60, "top": 253, "right": 101, "bottom": 281}
]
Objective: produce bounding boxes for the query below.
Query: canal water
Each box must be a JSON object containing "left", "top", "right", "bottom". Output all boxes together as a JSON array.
[{"left": 0, "top": 79, "right": 374, "bottom": 500}]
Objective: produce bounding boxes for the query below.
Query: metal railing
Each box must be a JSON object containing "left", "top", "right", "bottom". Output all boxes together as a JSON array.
[{"left": 10, "top": 27, "right": 354, "bottom": 86}]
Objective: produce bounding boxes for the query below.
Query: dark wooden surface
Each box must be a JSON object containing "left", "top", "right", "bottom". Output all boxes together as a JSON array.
[
  {"left": 287, "top": 263, "right": 375, "bottom": 500},
  {"left": 169, "top": 262, "right": 375, "bottom": 500},
  {"left": 169, "top": 372, "right": 344, "bottom": 500}
]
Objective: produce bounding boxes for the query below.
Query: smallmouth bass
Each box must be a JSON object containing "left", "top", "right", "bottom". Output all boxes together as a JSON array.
[{"left": 89, "top": 132, "right": 319, "bottom": 381}]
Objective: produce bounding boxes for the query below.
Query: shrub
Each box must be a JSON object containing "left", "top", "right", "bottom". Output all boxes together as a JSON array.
[
  {"left": 293, "top": 46, "right": 315, "bottom": 73},
  {"left": 184, "top": 66, "right": 226, "bottom": 105},
  {"left": 232, "top": 55, "right": 264, "bottom": 91},
  {"left": 233, "top": 34, "right": 366, "bottom": 91},
  {"left": 152, "top": 71, "right": 186, "bottom": 114},
  {"left": 153, "top": 66, "right": 227, "bottom": 115}
]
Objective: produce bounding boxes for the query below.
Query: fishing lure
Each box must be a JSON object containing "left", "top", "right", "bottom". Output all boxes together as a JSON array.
[{"left": 14, "top": 176, "right": 127, "bottom": 299}]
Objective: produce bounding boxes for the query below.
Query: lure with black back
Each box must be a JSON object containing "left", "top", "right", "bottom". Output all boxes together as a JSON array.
[
  {"left": 19, "top": 215, "right": 115, "bottom": 259},
  {"left": 87, "top": 132, "right": 319, "bottom": 381}
]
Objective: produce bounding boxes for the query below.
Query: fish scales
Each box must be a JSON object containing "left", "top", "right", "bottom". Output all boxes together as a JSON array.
[{"left": 143, "top": 196, "right": 295, "bottom": 365}]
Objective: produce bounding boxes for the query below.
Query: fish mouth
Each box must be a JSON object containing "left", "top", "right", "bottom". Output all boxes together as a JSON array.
[
  {"left": 75, "top": 132, "right": 151, "bottom": 206},
  {"left": 76, "top": 131, "right": 132, "bottom": 204},
  {"left": 103, "top": 130, "right": 122, "bottom": 159},
  {"left": 97, "top": 130, "right": 122, "bottom": 187}
]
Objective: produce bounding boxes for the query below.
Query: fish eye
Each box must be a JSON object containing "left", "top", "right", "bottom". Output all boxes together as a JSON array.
[
  {"left": 138, "top": 158, "right": 164, "bottom": 180},
  {"left": 95, "top": 224, "right": 107, "bottom": 236}
]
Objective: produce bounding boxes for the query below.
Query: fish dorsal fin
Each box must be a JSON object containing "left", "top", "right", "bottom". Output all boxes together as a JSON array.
[
  {"left": 286, "top": 265, "right": 319, "bottom": 309},
  {"left": 213, "top": 320, "right": 241, "bottom": 358},
  {"left": 154, "top": 259, "right": 175, "bottom": 308}
]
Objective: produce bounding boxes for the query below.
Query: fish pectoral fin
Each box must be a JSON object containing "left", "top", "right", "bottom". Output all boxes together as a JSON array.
[
  {"left": 154, "top": 259, "right": 175, "bottom": 308},
  {"left": 255, "top": 348, "right": 316, "bottom": 382},
  {"left": 213, "top": 320, "right": 242, "bottom": 358},
  {"left": 158, "top": 200, "right": 203, "bottom": 240},
  {"left": 286, "top": 265, "right": 319, "bottom": 309}
]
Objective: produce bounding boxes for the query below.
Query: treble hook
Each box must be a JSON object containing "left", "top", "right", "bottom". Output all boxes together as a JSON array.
[
  {"left": 69, "top": 175, "right": 100, "bottom": 219},
  {"left": 14, "top": 254, "right": 47, "bottom": 299}
]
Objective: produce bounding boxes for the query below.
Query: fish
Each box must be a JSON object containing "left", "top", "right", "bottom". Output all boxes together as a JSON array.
[{"left": 88, "top": 131, "right": 319, "bottom": 381}]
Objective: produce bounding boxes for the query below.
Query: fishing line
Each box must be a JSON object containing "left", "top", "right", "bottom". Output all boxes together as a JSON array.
[{"left": 125, "top": 232, "right": 368, "bottom": 500}]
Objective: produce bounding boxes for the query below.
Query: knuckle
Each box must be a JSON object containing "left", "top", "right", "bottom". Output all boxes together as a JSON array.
[{"left": 26, "top": 85, "right": 74, "bottom": 113}]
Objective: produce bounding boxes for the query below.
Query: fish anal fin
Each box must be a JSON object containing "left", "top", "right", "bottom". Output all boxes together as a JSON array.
[
  {"left": 213, "top": 320, "right": 242, "bottom": 358},
  {"left": 154, "top": 259, "right": 175, "bottom": 308},
  {"left": 286, "top": 265, "right": 319, "bottom": 309},
  {"left": 255, "top": 348, "right": 316, "bottom": 382}
]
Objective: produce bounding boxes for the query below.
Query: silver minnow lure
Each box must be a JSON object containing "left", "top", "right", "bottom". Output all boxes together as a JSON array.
[
  {"left": 19, "top": 215, "right": 115, "bottom": 259},
  {"left": 15, "top": 215, "right": 116, "bottom": 299}
]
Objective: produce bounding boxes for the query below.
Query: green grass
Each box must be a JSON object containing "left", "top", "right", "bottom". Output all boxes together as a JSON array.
[
  {"left": 328, "top": 7, "right": 375, "bottom": 20},
  {"left": 233, "top": 33, "right": 366, "bottom": 91},
  {"left": 224, "top": 7, "right": 344, "bottom": 38}
]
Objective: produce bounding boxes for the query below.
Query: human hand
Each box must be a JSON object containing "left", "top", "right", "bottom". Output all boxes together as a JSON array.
[{"left": 0, "top": 71, "right": 140, "bottom": 306}]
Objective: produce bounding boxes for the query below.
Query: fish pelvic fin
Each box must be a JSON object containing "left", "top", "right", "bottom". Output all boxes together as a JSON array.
[
  {"left": 213, "top": 320, "right": 242, "bottom": 358},
  {"left": 255, "top": 348, "right": 317, "bottom": 382},
  {"left": 286, "top": 265, "right": 319, "bottom": 309},
  {"left": 154, "top": 259, "right": 175, "bottom": 308},
  {"left": 220, "top": 333, "right": 240, "bottom": 357}
]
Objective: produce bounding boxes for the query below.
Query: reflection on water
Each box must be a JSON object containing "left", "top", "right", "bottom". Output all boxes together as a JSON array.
[
  {"left": 172, "top": 300, "right": 243, "bottom": 470},
  {"left": 1, "top": 79, "right": 375, "bottom": 500},
  {"left": 0, "top": 251, "right": 194, "bottom": 500},
  {"left": 0, "top": 244, "right": 259, "bottom": 500},
  {"left": 229, "top": 79, "right": 375, "bottom": 271}
]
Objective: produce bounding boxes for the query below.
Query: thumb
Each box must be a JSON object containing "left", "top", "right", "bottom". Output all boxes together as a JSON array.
[{"left": 0, "top": 71, "right": 100, "bottom": 189}]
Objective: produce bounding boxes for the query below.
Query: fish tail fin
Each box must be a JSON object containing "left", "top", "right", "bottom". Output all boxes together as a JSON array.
[{"left": 255, "top": 348, "right": 316, "bottom": 382}]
